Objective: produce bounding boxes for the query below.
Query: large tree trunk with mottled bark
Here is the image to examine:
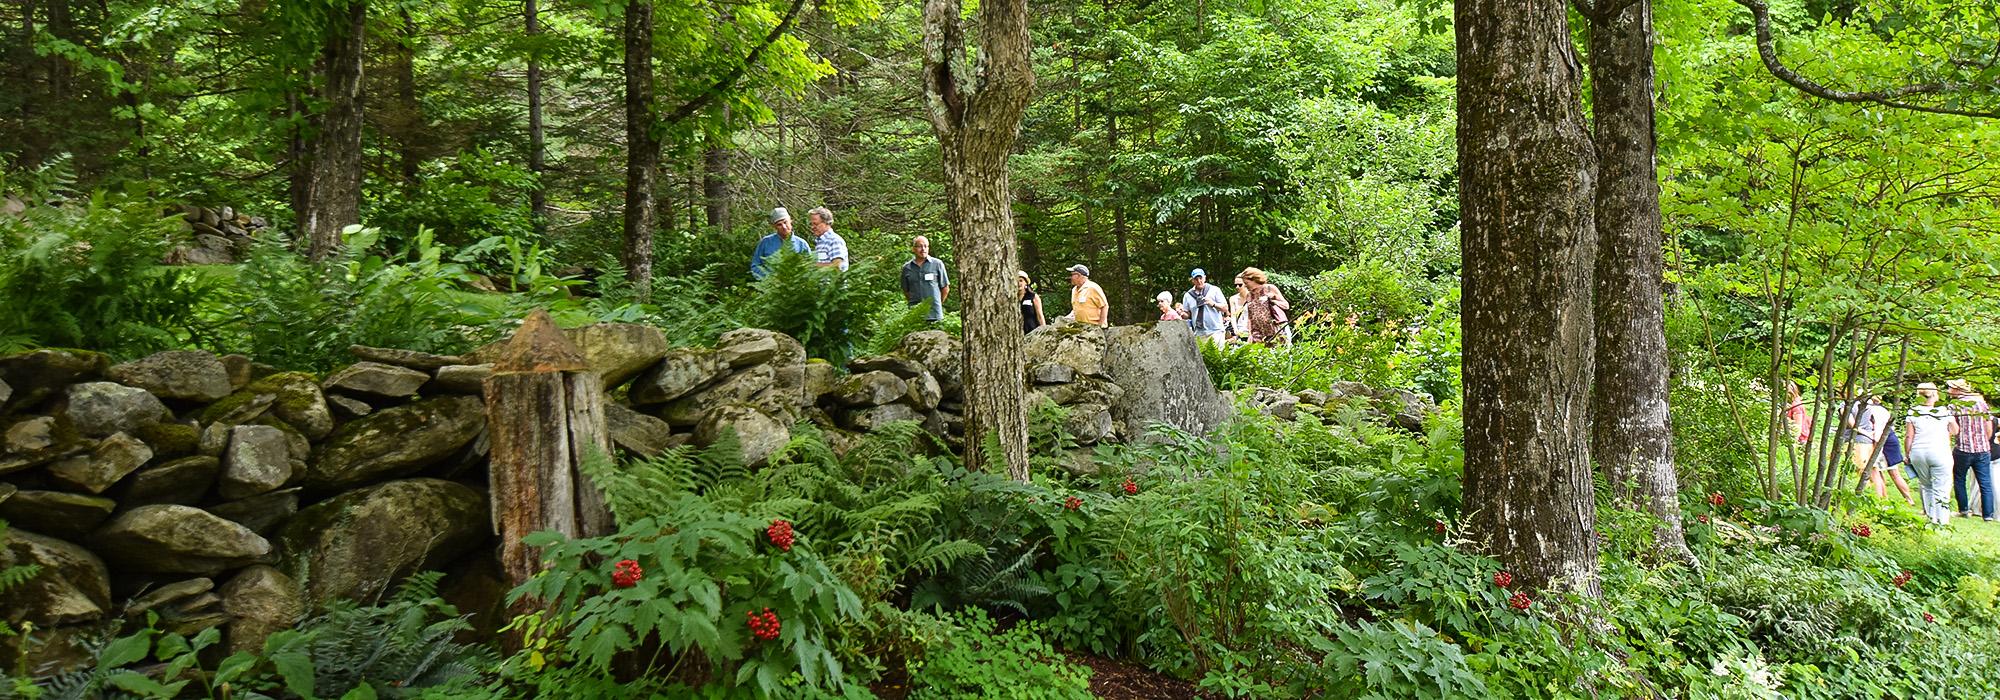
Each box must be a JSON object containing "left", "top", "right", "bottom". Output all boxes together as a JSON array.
[
  {"left": 1587, "top": 0, "right": 1695, "bottom": 567},
  {"left": 304, "top": 0, "right": 367, "bottom": 260},
  {"left": 622, "top": 0, "right": 659, "bottom": 299},
  {"left": 921, "top": 0, "right": 1034, "bottom": 481},
  {"left": 1458, "top": 0, "right": 1603, "bottom": 595},
  {"left": 526, "top": 0, "right": 547, "bottom": 236}
]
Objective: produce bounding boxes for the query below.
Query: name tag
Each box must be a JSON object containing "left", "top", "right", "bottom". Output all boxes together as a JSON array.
[{"left": 924, "top": 273, "right": 936, "bottom": 282}]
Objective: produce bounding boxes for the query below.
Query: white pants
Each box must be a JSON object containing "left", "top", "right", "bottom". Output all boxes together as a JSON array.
[
  {"left": 1196, "top": 331, "right": 1225, "bottom": 349},
  {"left": 1911, "top": 449, "right": 1954, "bottom": 525}
]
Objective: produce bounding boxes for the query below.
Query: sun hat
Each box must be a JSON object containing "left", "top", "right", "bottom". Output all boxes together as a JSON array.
[{"left": 1947, "top": 378, "right": 1973, "bottom": 392}]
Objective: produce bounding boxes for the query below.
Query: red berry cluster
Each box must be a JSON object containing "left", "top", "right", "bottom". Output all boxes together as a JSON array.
[
  {"left": 1893, "top": 570, "right": 1913, "bottom": 588},
  {"left": 767, "top": 519, "right": 795, "bottom": 552},
  {"left": 1063, "top": 496, "right": 1082, "bottom": 511},
  {"left": 1923, "top": 612, "right": 1936, "bottom": 623},
  {"left": 1850, "top": 524, "right": 1873, "bottom": 538},
  {"left": 1707, "top": 492, "right": 1726, "bottom": 507},
  {"left": 1508, "top": 592, "right": 1532, "bottom": 611},
  {"left": 1433, "top": 520, "right": 1448, "bottom": 535},
  {"left": 1122, "top": 479, "right": 1139, "bottom": 495},
  {"left": 1697, "top": 514, "right": 1711, "bottom": 524},
  {"left": 746, "top": 608, "right": 782, "bottom": 640},
  {"left": 1492, "top": 571, "right": 1514, "bottom": 589},
  {"left": 611, "top": 559, "right": 643, "bottom": 588}
]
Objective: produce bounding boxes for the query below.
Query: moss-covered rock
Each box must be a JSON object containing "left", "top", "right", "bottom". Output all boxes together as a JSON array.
[
  {"left": 0, "top": 491, "right": 117, "bottom": 540},
  {"left": 91, "top": 504, "right": 271, "bottom": 575},
  {"left": 62, "top": 382, "right": 168, "bottom": 437},
  {"left": 305, "top": 396, "right": 484, "bottom": 490},
  {"left": 276, "top": 478, "right": 487, "bottom": 606},
  {"left": 105, "top": 350, "right": 233, "bottom": 402},
  {"left": 0, "top": 528, "right": 111, "bottom": 626},
  {"left": 254, "top": 372, "right": 334, "bottom": 440},
  {"left": 121, "top": 456, "right": 221, "bottom": 506},
  {"left": 134, "top": 420, "right": 200, "bottom": 458},
  {"left": 0, "top": 348, "right": 110, "bottom": 413}
]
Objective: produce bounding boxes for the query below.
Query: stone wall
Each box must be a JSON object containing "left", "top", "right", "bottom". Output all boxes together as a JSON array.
[
  {"left": 0, "top": 317, "right": 1425, "bottom": 674},
  {"left": 162, "top": 205, "right": 269, "bottom": 265}
]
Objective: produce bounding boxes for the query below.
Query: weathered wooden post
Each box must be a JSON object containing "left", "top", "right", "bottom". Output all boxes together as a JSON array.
[{"left": 483, "top": 309, "right": 615, "bottom": 632}]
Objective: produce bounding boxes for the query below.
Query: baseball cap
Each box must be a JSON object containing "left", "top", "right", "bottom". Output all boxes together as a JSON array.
[
  {"left": 1190, "top": 268, "right": 1207, "bottom": 279},
  {"left": 769, "top": 207, "right": 791, "bottom": 223},
  {"left": 1066, "top": 264, "right": 1090, "bottom": 276}
]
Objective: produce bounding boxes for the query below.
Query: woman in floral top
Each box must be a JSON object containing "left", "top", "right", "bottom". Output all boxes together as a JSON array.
[{"left": 1239, "top": 267, "right": 1290, "bottom": 345}]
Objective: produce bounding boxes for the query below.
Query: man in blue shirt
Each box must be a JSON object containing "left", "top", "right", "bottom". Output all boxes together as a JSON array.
[
  {"left": 1181, "top": 268, "right": 1228, "bottom": 347},
  {"left": 806, "top": 207, "right": 849, "bottom": 272},
  {"left": 751, "top": 207, "right": 811, "bottom": 279}
]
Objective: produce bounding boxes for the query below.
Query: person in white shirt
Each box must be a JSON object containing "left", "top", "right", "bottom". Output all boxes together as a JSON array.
[{"left": 1905, "top": 382, "right": 1958, "bottom": 526}]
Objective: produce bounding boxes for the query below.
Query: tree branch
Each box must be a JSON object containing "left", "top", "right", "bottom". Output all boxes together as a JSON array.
[
  {"left": 1730, "top": 0, "right": 2000, "bottom": 118},
  {"left": 660, "top": 0, "right": 811, "bottom": 125}
]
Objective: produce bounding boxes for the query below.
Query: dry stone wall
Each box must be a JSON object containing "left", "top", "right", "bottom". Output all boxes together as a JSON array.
[{"left": 0, "top": 316, "right": 1428, "bottom": 675}]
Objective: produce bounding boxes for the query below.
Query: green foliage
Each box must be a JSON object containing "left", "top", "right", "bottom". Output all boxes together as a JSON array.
[
  {"left": 0, "top": 163, "right": 218, "bottom": 357},
  {"left": 906, "top": 609, "right": 1092, "bottom": 700},
  {"left": 744, "top": 254, "right": 873, "bottom": 365}
]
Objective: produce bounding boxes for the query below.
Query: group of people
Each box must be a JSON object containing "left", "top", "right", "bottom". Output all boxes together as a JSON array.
[
  {"left": 1792, "top": 378, "right": 1999, "bottom": 526},
  {"left": 749, "top": 206, "right": 1293, "bottom": 345}
]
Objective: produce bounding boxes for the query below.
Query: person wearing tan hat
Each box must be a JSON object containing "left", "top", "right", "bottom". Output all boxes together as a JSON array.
[
  {"left": 1946, "top": 379, "right": 1996, "bottom": 520},
  {"left": 1905, "top": 382, "right": 1957, "bottom": 525}
]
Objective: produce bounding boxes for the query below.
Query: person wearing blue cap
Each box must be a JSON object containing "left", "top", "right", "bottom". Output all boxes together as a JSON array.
[
  {"left": 750, "top": 207, "right": 811, "bottom": 280},
  {"left": 1182, "top": 268, "right": 1228, "bottom": 347}
]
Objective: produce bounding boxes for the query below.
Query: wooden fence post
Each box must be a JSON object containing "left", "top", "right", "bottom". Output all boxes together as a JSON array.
[{"left": 483, "top": 310, "right": 615, "bottom": 640}]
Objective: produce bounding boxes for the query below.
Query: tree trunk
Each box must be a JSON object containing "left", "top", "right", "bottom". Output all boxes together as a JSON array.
[
  {"left": 304, "top": 0, "right": 367, "bottom": 261},
  {"left": 1586, "top": 0, "right": 1694, "bottom": 567},
  {"left": 395, "top": 9, "right": 420, "bottom": 188},
  {"left": 704, "top": 110, "right": 730, "bottom": 230},
  {"left": 1457, "top": 0, "right": 1603, "bottom": 594},
  {"left": 622, "top": 0, "right": 659, "bottom": 298},
  {"left": 921, "top": 0, "right": 1034, "bottom": 482},
  {"left": 526, "top": 0, "right": 547, "bottom": 237}
]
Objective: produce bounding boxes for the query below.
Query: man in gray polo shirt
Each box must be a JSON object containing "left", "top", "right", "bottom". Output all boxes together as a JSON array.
[{"left": 900, "top": 236, "right": 951, "bottom": 322}]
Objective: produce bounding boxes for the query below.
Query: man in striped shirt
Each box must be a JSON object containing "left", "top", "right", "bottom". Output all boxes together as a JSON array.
[{"left": 1947, "top": 379, "right": 1995, "bottom": 521}]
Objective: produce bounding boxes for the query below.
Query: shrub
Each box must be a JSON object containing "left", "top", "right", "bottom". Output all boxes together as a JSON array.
[{"left": 906, "top": 609, "right": 1092, "bottom": 700}]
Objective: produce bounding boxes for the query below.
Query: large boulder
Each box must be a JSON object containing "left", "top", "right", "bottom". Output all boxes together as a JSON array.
[
  {"left": 105, "top": 351, "right": 233, "bottom": 402},
  {"left": 306, "top": 396, "right": 485, "bottom": 490},
  {"left": 322, "top": 361, "right": 431, "bottom": 399},
  {"left": 0, "top": 349, "right": 109, "bottom": 412},
  {"left": 567, "top": 323, "right": 669, "bottom": 389},
  {"left": 692, "top": 404, "right": 790, "bottom": 467},
  {"left": 715, "top": 329, "right": 805, "bottom": 368},
  {"left": 629, "top": 348, "right": 730, "bottom": 405},
  {"left": 1025, "top": 320, "right": 1109, "bottom": 379},
  {"left": 121, "top": 456, "right": 221, "bottom": 506},
  {"left": 1101, "top": 322, "right": 1228, "bottom": 439},
  {"left": 62, "top": 382, "right": 168, "bottom": 437},
  {"left": 221, "top": 425, "right": 293, "bottom": 499},
  {"left": 895, "top": 331, "right": 963, "bottom": 398},
  {"left": 47, "top": 432, "right": 154, "bottom": 493},
  {"left": 92, "top": 505, "right": 272, "bottom": 575},
  {"left": 276, "top": 479, "right": 487, "bottom": 605},
  {"left": 0, "top": 529, "right": 111, "bottom": 625},
  {"left": 1062, "top": 404, "right": 1115, "bottom": 444},
  {"left": 219, "top": 565, "right": 305, "bottom": 653},
  {"left": 0, "top": 491, "right": 116, "bottom": 540},
  {"left": 829, "top": 371, "right": 908, "bottom": 408},
  {"left": 769, "top": 360, "right": 839, "bottom": 413}
]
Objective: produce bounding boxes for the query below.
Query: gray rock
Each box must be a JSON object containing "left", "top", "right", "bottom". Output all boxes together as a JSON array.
[
  {"left": 848, "top": 355, "right": 930, "bottom": 380},
  {"left": 800, "top": 360, "right": 840, "bottom": 400},
  {"left": 48, "top": 433, "right": 153, "bottom": 493},
  {"left": 715, "top": 328, "right": 805, "bottom": 368},
  {"left": 0, "top": 491, "right": 117, "bottom": 540},
  {"left": 692, "top": 404, "right": 790, "bottom": 467},
  {"left": 0, "top": 482, "right": 13, "bottom": 503},
  {"left": 1038, "top": 378, "right": 1125, "bottom": 407},
  {"left": 249, "top": 373, "right": 334, "bottom": 440},
  {"left": 221, "top": 425, "right": 292, "bottom": 499},
  {"left": 1248, "top": 387, "right": 1300, "bottom": 421},
  {"left": 1063, "top": 403, "right": 1116, "bottom": 444},
  {"left": 220, "top": 354, "right": 255, "bottom": 390},
  {"left": 689, "top": 364, "right": 778, "bottom": 407},
  {"left": 326, "top": 394, "right": 373, "bottom": 420},
  {"left": 1029, "top": 363, "right": 1077, "bottom": 385},
  {"left": 629, "top": 348, "right": 730, "bottom": 405},
  {"left": 125, "top": 578, "right": 215, "bottom": 617},
  {"left": 906, "top": 372, "right": 943, "bottom": 411},
  {"left": 122, "top": 456, "right": 220, "bottom": 506},
  {"left": 105, "top": 351, "right": 233, "bottom": 402},
  {"left": 0, "top": 378, "right": 10, "bottom": 407},
  {"left": 322, "top": 361, "right": 432, "bottom": 399},
  {"left": 0, "top": 349, "right": 110, "bottom": 411},
  {"left": 1296, "top": 389, "right": 1330, "bottom": 407},
  {"left": 4, "top": 416, "right": 60, "bottom": 454},
  {"left": 306, "top": 396, "right": 485, "bottom": 490},
  {"left": 206, "top": 489, "right": 300, "bottom": 536},
  {"left": 607, "top": 403, "right": 678, "bottom": 458},
  {"left": 92, "top": 505, "right": 272, "bottom": 575},
  {"left": 1102, "top": 322, "right": 1229, "bottom": 440},
  {"left": 838, "top": 403, "right": 924, "bottom": 432},
  {"left": 653, "top": 396, "right": 709, "bottom": 427},
  {"left": 277, "top": 479, "right": 487, "bottom": 605},
  {"left": 567, "top": 323, "right": 669, "bottom": 389},
  {"left": 220, "top": 565, "right": 304, "bottom": 654},
  {"left": 895, "top": 331, "right": 963, "bottom": 398},
  {"left": 428, "top": 364, "right": 493, "bottom": 394},
  {"left": 1025, "top": 320, "right": 1109, "bottom": 379},
  {"left": 198, "top": 422, "right": 231, "bottom": 456},
  {"left": 63, "top": 382, "right": 168, "bottom": 437},
  {"left": 197, "top": 390, "right": 275, "bottom": 428},
  {"left": 0, "top": 529, "right": 111, "bottom": 626},
  {"left": 347, "top": 345, "right": 465, "bottom": 371},
  {"left": 133, "top": 421, "right": 200, "bottom": 458},
  {"left": 830, "top": 371, "right": 908, "bottom": 407}
]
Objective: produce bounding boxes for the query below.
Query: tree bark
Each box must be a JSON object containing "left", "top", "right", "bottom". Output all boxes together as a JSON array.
[
  {"left": 921, "top": 0, "right": 1034, "bottom": 482},
  {"left": 622, "top": 0, "right": 659, "bottom": 298},
  {"left": 394, "top": 9, "right": 420, "bottom": 188},
  {"left": 1458, "top": 0, "right": 1603, "bottom": 594},
  {"left": 704, "top": 112, "right": 730, "bottom": 230},
  {"left": 1586, "top": 0, "right": 1695, "bottom": 567},
  {"left": 304, "top": 0, "right": 367, "bottom": 261},
  {"left": 526, "top": 0, "right": 547, "bottom": 237}
]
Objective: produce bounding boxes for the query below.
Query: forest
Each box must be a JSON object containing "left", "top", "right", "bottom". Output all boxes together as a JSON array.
[{"left": 3, "top": 0, "right": 2000, "bottom": 696}]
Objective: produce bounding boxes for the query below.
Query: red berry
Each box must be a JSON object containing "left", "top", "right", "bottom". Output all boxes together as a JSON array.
[
  {"left": 1492, "top": 571, "right": 1514, "bottom": 589},
  {"left": 1924, "top": 612, "right": 1936, "bottom": 623},
  {"left": 611, "top": 559, "right": 643, "bottom": 588},
  {"left": 1122, "top": 479, "right": 1138, "bottom": 495},
  {"left": 1697, "top": 514, "right": 1710, "bottom": 524},
  {"left": 767, "top": 520, "right": 794, "bottom": 552},
  {"left": 1850, "top": 524, "right": 1872, "bottom": 538},
  {"left": 745, "top": 608, "right": 783, "bottom": 640},
  {"left": 1433, "top": 520, "right": 1448, "bottom": 534},
  {"left": 1063, "top": 496, "right": 1082, "bottom": 511},
  {"left": 1708, "top": 492, "right": 1726, "bottom": 507},
  {"left": 1508, "top": 592, "right": 1532, "bottom": 611}
]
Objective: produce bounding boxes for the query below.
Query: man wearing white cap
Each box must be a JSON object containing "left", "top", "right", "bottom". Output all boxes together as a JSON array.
[
  {"left": 1181, "top": 268, "right": 1228, "bottom": 348},
  {"left": 1065, "top": 264, "right": 1108, "bottom": 327},
  {"left": 750, "top": 207, "right": 810, "bottom": 280}
]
